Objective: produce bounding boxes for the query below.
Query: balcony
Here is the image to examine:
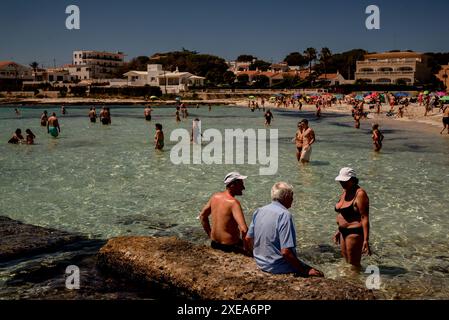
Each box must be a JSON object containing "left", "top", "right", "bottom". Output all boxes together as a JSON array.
[
  {"left": 357, "top": 59, "right": 418, "bottom": 65},
  {"left": 355, "top": 71, "right": 415, "bottom": 76}
]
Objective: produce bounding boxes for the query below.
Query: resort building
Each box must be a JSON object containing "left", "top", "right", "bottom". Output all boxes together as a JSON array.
[
  {"left": 64, "top": 64, "right": 92, "bottom": 81},
  {"left": 0, "top": 61, "right": 33, "bottom": 80},
  {"left": 355, "top": 51, "right": 432, "bottom": 85},
  {"left": 124, "top": 64, "right": 205, "bottom": 93},
  {"left": 33, "top": 67, "right": 77, "bottom": 82},
  {"left": 72, "top": 50, "right": 125, "bottom": 79}
]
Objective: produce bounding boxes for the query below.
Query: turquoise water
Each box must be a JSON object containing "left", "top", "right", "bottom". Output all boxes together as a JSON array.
[{"left": 1, "top": 105, "right": 448, "bottom": 299}]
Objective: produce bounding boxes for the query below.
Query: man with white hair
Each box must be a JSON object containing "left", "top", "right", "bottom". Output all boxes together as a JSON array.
[
  {"left": 246, "top": 182, "right": 323, "bottom": 277},
  {"left": 199, "top": 172, "right": 250, "bottom": 255}
]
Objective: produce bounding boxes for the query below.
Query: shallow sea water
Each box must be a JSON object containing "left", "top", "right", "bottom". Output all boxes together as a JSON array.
[{"left": 0, "top": 105, "right": 448, "bottom": 299}]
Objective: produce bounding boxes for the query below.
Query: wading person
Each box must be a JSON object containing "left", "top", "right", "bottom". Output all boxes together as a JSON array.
[
  {"left": 8, "top": 128, "right": 24, "bottom": 144},
  {"left": 144, "top": 105, "right": 153, "bottom": 121},
  {"left": 245, "top": 182, "right": 323, "bottom": 277},
  {"left": 154, "top": 123, "right": 164, "bottom": 150},
  {"left": 40, "top": 110, "right": 48, "bottom": 126},
  {"left": 264, "top": 109, "right": 274, "bottom": 126},
  {"left": 25, "top": 129, "right": 36, "bottom": 145},
  {"left": 100, "top": 107, "right": 111, "bottom": 125},
  {"left": 372, "top": 123, "right": 384, "bottom": 152},
  {"left": 199, "top": 172, "right": 250, "bottom": 255},
  {"left": 333, "top": 168, "right": 371, "bottom": 269},
  {"left": 47, "top": 112, "right": 61, "bottom": 137},
  {"left": 88, "top": 107, "right": 97, "bottom": 123},
  {"left": 299, "top": 119, "right": 315, "bottom": 164}
]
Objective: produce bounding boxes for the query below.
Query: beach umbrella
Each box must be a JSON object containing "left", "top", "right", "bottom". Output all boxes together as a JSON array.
[
  {"left": 175, "top": 97, "right": 181, "bottom": 101},
  {"left": 248, "top": 96, "right": 256, "bottom": 99},
  {"left": 440, "top": 96, "right": 449, "bottom": 102},
  {"left": 355, "top": 95, "right": 364, "bottom": 100},
  {"left": 293, "top": 93, "right": 302, "bottom": 98},
  {"left": 150, "top": 96, "right": 158, "bottom": 100},
  {"left": 269, "top": 96, "right": 276, "bottom": 101},
  {"left": 394, "top": 92, "right": 410, "bottom": 97},
  {"left": 436, "top": 91, "right": 447, "bottom": 97},
  {"left": 423, "top": 90, "right": 429, "bottom": 95},
  {"left": 275, "top": 93, "right": 284, "bottom": 97}
]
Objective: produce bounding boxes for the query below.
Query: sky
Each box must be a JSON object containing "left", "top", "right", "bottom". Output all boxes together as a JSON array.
[{"left": 1, "top": 0, "right": 448, "bottom": 67}]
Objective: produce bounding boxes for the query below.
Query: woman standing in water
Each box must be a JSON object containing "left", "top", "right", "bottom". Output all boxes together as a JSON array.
[
  {"left": 333, "top": 168, "right": 371, "bottom": 269},
  {"left": 372, "top": 123, "right": 384, "bottom": 152},
  {"left": 154, "top": 123, "right": 164, "bottom": 150}
]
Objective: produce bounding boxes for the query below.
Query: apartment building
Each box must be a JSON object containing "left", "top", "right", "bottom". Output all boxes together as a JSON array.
[
  {"left": 72, "top": 50, "right": 125, "bottom": 79},
  {"left": 355, "top": 51, "right": 432, "bottom": 85}
]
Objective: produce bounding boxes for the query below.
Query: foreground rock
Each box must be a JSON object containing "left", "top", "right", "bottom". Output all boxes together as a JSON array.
[
  {"left": 0, "top": 216, "right": 84, "bottom": 262},
  {"left": 98, "top": 236, "right": 376, "bottom": 300}
]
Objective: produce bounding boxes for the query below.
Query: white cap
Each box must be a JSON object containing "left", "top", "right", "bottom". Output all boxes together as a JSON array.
[
  {"left": 335, "top": 167, "right": 357, "bottom": 182},
  {"left": 224, "top": 172, "right": 247, "bottom": 185}
]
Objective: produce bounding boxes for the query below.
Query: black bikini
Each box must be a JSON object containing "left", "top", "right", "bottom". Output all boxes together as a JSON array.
[{"left": 335, "top": 189, "right": 364, "bottom": 238}]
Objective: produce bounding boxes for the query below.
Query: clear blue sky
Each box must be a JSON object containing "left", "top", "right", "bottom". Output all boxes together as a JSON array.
[{"left": 1, "top": 0, "right": 448, "bottom": 67}]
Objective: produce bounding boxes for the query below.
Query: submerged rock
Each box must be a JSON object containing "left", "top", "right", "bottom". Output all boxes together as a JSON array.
[
  {"left": 0, "top": 216, "right": 84, "bottom": 262},
  {"left": 98, "top": 236, "right": 376, "bottom": 300}
]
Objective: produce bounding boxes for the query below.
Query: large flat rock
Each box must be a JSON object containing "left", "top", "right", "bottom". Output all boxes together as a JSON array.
[
  {"left": 0, "top": 216, "right": 84, "bottom": 262},
  {"left": 98, "top": 236, "right": 376, "bottom": 300}
]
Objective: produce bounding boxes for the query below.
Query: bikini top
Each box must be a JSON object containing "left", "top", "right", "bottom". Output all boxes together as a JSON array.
[{"left": 335, "top": 189, "right": 361, "bottom": 222}]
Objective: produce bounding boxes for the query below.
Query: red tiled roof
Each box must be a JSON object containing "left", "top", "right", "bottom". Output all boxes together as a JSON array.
[
  {"left": 318, "top": 73, "right": 338, "bottom": 79},
  {"left": 0, "top": 61, "right": 17, "bottom": 68}
]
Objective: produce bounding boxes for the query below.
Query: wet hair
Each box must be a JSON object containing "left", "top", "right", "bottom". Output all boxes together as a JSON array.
[
  {"left": 372, "top": 123, "right": 379, "bottom": 130},
  {"left": 44, "top": 110, "right": 47, "bottom": 114},
  {"left": 300, "top": 119, "right": 308, "bottom": 125},
  {"left": 15, "top": 128, "right": 21, "bottom": 134},
  {"left": 25, "top": 129, "right": 32, "bottom": 134},
  {"left": 155, "top": 123, "right": 163, "bottom": 130},
  {"left": 52, "top": 112, "right": 56, "bottom": 116}
]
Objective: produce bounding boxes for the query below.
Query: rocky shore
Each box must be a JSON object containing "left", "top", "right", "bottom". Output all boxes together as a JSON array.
[{"left": 98, "top": 236, "right": 377, "bottom": 300}]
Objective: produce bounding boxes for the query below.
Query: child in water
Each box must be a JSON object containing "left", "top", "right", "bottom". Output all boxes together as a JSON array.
[
  {"left": 26, "top": 129, "right": 36, "bottom": 145},
  {"left": 154, "top": 123, "right": 164, "bottom": 150}
]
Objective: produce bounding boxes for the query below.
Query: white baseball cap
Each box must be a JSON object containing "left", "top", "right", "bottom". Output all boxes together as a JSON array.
[
  {"left": 224, "top": 172, "right": 247, "bottom": 185},
  {"left": 335, "top": 167, "right": 357, "bottom": 182}
]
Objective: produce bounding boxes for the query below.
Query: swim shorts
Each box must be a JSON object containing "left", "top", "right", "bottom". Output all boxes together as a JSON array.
[{"left": 48, "top": 127, "right": 58, "bottom": 137}]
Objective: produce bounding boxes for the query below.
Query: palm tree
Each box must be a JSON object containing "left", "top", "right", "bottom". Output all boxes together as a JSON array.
[
  {"left": 303, "top": 48, "right": 317, "bottom": 75},
  {"left": 319, "top": 48, "right": 332, "bottom": 79},
  {"left": 29, "top": 62, "right": 39, "bottom": 81}
]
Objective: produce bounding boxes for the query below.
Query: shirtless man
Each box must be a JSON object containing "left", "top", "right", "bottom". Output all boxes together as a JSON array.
[
  {"left": 47, "top": 112, "right": 61, "bottom": 137},
  {"left": 299, "top": 119, "right": 315, "bottom": 164},
  {"left": 199, "top": 172, "right": 250, "bottom": 255},
  {"left": 264, "top": 109, "right": 274, "bottom": 126},
  {"left": 88, "top": 107, "right": 97, "bottom": 123},
  {"left": 144, "top": 105, "right": 153, "bottom": 121}
]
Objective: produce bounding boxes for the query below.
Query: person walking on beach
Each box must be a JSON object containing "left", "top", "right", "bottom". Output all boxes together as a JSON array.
[
  {"left": 40, "top": 110, "right": 48, "bottom": 126},
  {"left": 245, "top": 182, "right": 323, "bottom": 277},
  {"left": 154, "top": 123, "right": 164, "bottom": 150},
  {"left": 294, "top": 121, "right": 304, "bottom": 162},
  {"left": 88, "top": 107, "right": 97, "bottom": 123},
  {"left": 47, "top": 112, "right": 61, "bottom": 137},
  {"left": 299, "top": 119, "right": 315, "bottom": 164},
  {"left": 25, "top": 129, "right": 36, "bottom": 145},
  {"left": 264, "top": 109, "right": 274, "bottom": 126},
  {"left": 144, "top": 105, "right": 153, "bottom": 121},
  {"left": 372, "top": 123, "right": 384, "bottom": 152},
  {"left": 199, "top": 172, "right": 250, "bottom": 255},
  {"left": 440, "top": 105, "right": 449, "bottom": 135},
  {"left": 333, "top": 168, "right": 371, "bottom": 269},
  {"left": 8, "top": 128, "right": 25, "bottom": 144}
]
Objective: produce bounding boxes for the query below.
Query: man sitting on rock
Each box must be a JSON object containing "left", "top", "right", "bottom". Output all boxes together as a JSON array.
[
  {"left": 199, "top": 172, "right": 250, "bottom": 255},
  {"left": 246, "top": 182, "right": 324, "bottom": 277}
]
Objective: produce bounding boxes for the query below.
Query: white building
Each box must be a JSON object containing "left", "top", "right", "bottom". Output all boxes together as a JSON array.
[
  {"left": 72, "top": 50, "right": 125, "bottom": 79},
  {"left": 0, "top": 61, "right": 33, "bottom": 80},
  {"left": 124, "top": 64, "right": 205, "bottom": 93}
]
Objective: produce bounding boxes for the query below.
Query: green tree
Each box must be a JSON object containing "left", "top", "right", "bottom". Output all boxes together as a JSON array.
[
  {"left": 283, "top": 52, "right": 307, "bottom": 67},
  {"left": 236, "top": 74, "right": 249, "bottom": 86},
  {"left": 253, "top": 75, "right": 270, "bottom": 88},
  {"left": 249, "top": 60, "right": 271, "bottom": 71},
  {"left": 304, "top": 48, "right": 317, "bottom": 74},
  {"left": 319, "top": 48, "right": 332, "bottom": 79},
  {"left": 236, "top": 55, "right": 257, "bottom": 62},
  {"left": 223, "top": 71, "right": 236, "bottom": 85}
]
